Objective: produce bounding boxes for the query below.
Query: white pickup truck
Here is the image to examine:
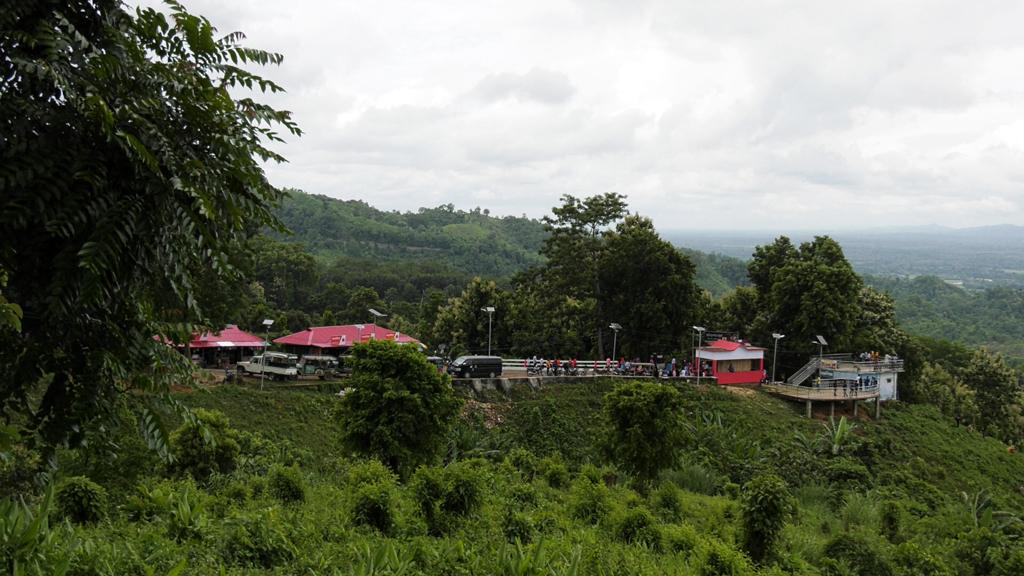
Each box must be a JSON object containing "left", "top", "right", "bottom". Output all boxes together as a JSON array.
[{"left": 237, "top": 352, "right": 299, "bottom": 380}]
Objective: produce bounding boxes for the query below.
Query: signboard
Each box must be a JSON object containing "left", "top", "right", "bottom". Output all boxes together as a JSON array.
[{"left": 703, "top": 331, "right": 738, "bottom": 342}]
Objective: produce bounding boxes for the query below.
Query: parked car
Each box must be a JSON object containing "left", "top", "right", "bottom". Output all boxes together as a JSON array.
[
  {"left": 298, "top": 355, "right": 339, "bottom": 380},
  {"left": 237, "top": 352, "right": 298, "bottom": 380},
  {"left": 450, "top": 355, "right": 503, "bottom": 379},
  {"left": 426, "top": 356, "right": 446, "bottom": 373}
]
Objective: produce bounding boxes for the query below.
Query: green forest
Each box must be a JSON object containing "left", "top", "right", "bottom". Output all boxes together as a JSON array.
[
  {"left": 2, "top": 2, "right": 1024, "bottom": 575},
  {"left": 865, "top": 276, "right": 1024, "bottom": 366}
]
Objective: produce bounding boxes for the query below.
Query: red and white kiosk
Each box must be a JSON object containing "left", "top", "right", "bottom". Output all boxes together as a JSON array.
[{"left": 695, "top": 340, "right": 766, "bottom": 385}]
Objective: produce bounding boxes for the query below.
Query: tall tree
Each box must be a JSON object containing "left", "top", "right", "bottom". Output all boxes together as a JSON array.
[
  {"left": 430, "top": 278, "right": 512, "bottom": 357},
  {"left": 750, "top": 236, "right": 863, "bottom": 365},
  {"left": 0, "top": 0, "right": 299, "bottom": 449},
  {"left": 961, "top": 349, "right": 1024, "bottom": 444},
  {"left": 337, "top": 340, "right": 462, "bottom": 476},
  {"left": 597, "top": 216, "right": 699, "bottom": 358},
  {"left": 539, "top": 193, "right": 628, "bottom": 356}
]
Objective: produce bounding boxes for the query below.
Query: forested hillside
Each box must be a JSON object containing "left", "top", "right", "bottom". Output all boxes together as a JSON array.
[
  {"left": 867, "top": 275, "right": 1024, "bottom": 365},
  {"left": 271, "top": 191, "right": 547, "bottom": 278}
]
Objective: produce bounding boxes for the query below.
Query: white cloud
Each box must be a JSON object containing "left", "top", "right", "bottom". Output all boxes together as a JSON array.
[{"left": 138, "top": 0, "right": 1024, "bottom": 230}]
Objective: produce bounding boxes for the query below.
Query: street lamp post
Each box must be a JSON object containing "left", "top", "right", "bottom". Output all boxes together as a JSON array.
[
  {"left": 813, "top": 335, "right": 828, "bottom": 384},
  {"left": 368, "top": 308, "right": 387, "bottom": 340},
  {"left": 608, "top": 323, "right": 622, "bottom": 363},
  {"left": 260, "top": 318, "right": 274, "bottom": 391},
  {"left": 481, "top": 306, "right": 495, "bottom": 356},
  {"left": 771, "top": 332, "right": 785, "bottom": 384},
  {"left": 692, "top": 326, "right": 706, "bottom": 385}
]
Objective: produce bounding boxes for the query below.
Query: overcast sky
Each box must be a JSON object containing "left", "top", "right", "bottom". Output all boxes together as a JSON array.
[{"left": 144, "top": 0, "right": 1024, "bottom": 230}]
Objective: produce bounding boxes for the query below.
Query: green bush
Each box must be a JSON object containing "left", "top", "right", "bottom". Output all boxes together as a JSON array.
[
  {"left": 168, "top": 409, "right": 241, "bottom": 481},
  {"left": 55, "top": 476, "right": 107, "bottom": 524},
  {"left": 891, "top": 542, "right": 953, "bottom": 576},
  {"left": 611, "top": 507, "right": 662, "bottom": 549},
  {"left": 651, "top": 483, "right": 684, "bottom": 523},
  {"left": 222, "top": 509, "right": 297, "bottom": 568},
  {"left": 350, "top": 483, "right": 395, "bottom": 534},
  {"left": 827, "top": 457, "right": 872, "bottom": 493},
  {"left": 739, "top": 473, "right": 792, "bottom": 563},
  {"left": 1, "top": 490, "right": 75, "bottom": 573},
  {"left": 267, "top": 464, "right": 305, "bottom": 503},
  {"left": 538, "top": 455, "right": 569, "bottom": 489},
  {"left": 699, "top": 538, "right": 755, "bottom": 576},
  {"left": 823, "top": 532, "right": 892, "bottom": 576},
  {"left": 662, "top": 462, "right": 723, "bottom": 496},
  {"left": 508, "top": 482, "right": 537, "bottom": 507},
  {"left": 221, "top": 479, "right": 251, "bottom": 504},
  {"left": 167, "top": 485, "right": 207, "bottom": 541},
  {"left": 881, "top": 500, "right": 902, "bottom": 542},
  {"left": 506, "top": 448, "right": 538, "bottom": 480},
  {"left": 410, "top": 461, "right": 486, "bottom": 535},
  {"left": 0, "top": 444, "right": 44, "bottom": 499},
  {"left": 124, "top": 480, "right": 175, "bottom": 521},
  {"left": 568, "top": 478, "right": 612, "bottom": 524},
  {"left": 724, "top": 483, "right": 741, "bottom": 500},
  {"left": 502, "top": 509, "right": 535, "bottom": 543},
  {"left": 337, "top": 340, "right": 462, "bottom": 475},
  {"left": 663, "top": 523, "right": 701, "bottom": 554},
  {"left": 603, "top": 382, "right": 686, "bottom": 485}
]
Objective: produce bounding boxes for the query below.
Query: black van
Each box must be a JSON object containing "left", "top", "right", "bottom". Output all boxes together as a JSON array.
[{"left": 450, "top": 355, "right": 503, "bottom": 378}]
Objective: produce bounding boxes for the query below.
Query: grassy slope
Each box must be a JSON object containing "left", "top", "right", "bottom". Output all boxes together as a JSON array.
[
  {"left": 177, "top": 385, "right": 343, "bottom": 458},
  {"left": 180, "top": 380, "right": 1024, "bottom": 512}
]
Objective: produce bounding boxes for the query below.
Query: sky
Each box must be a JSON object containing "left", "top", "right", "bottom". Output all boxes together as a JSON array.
[{"left": 141, "top": 0, "right": 1024, "bottom": 230}]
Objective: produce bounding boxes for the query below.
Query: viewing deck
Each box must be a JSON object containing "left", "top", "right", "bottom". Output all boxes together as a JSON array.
[{"left": 763, "top": 378, "right": 882, "bottom": 418}]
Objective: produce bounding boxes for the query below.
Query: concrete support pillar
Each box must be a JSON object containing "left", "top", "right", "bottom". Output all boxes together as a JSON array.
[
  {"left": 805, "top": 399, "right": 812, "bottom": 418},
  {"left": 830, "top": 402, "right": 835, "bottom": 419},
  {"left": 875, "top": 399, "right": 881, "bottom": 419},
  {"left": 853, "top": 400, "right": 858, "bottom": 417}
]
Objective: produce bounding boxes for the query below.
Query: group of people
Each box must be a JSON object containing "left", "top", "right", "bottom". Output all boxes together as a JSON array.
[
  {"left": 857, "top": 351, "right": 899, "bottom": 365},
  {"left": 527, "top": 356, "right": 581, "bottom": 376},
  {"left": 831, "top": 375, "right": 880, "bottom": 396}
]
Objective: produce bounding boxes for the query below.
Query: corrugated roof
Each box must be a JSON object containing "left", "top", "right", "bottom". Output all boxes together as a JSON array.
[{"left": 274, "top": 324, "right": 422, "bottom": 348}]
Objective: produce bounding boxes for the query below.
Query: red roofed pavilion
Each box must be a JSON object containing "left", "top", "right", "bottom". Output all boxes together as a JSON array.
[
  {"left": 166, "top": 324, "right": 267, "bottom": 367},
  {"left": 695, "top": 339, "right": 766, "bottom": 385},
  {"left": 274, "top": 324, "right": 424, "bottom": 357}
]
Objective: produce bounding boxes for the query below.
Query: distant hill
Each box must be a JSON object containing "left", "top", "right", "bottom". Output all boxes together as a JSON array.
[
  {"left": 271, "top": 190, "right": 548, "bottom": 279},
  {"left": 867, "top": 274, "right": 1024, "bottom": 365},
  {"left": 679, "top": 248, "right": 750, "bottom": 297},
  {"left": 664, "top": 226, "right": 1024, "bottom": 289},
  {"left": 272, "top": 191, "right": 749, "bottom": 296}
]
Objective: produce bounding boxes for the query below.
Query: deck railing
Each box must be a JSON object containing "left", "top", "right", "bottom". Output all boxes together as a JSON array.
[{"left": 764, "top": 378, "right": 879, "bottom": 400}]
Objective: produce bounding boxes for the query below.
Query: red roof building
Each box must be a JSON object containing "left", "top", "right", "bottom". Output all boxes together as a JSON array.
[
  {"left": 695, "top": 339, "right": 766, "bottom": 385},
  {"left": 274, "top": 324, "right": 423, "bottom": 356},
  {"left": 188, "top": 324, "right": 267, "bottom": 349},
  {"left": 156, "top": 324, "right": 268, "bottom": 367}
]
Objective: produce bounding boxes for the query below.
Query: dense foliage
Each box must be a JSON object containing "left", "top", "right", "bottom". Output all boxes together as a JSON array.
[
  {"left": 0, "top": 0, "right": 298, "bottom": 448},
  {"left": 336, "top": 340, "right": 462, "bottom": 475},
  {"left": 868, "top": 275, "right": 1024, "bottom": 365},
  {"left": 603, "top": 382, "right": 686, "bottom": 485},
  {"left": 273, "top": 192, "right": 548, "bottom": 278},
  {"left": 2, "top": 381, "right": 1022, "bottom": 575}
]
